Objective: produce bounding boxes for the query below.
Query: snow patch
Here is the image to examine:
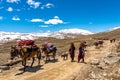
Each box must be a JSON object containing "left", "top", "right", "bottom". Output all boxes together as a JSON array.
[{"left": 108, "top": 26, "right": 120, "bottom": 31}]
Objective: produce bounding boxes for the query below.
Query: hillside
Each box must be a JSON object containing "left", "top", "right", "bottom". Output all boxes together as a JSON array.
[{"left": 89, "top": 28, "right": 120, "bottom": 39}]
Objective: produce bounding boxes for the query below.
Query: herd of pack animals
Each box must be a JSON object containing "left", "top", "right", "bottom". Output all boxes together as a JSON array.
[{"left": 10, "top": 38, "right": 118, "bottom": 72}]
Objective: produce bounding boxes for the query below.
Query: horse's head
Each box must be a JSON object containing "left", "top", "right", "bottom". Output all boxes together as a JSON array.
[
  {"left": 10, "top": 45, "right": 19, "bottom": 60},
  {"left": 94, "top": 41, "right": 99, "bottom": 46},
  {"left": 11, "top": 45, "right": 16, "bottom": 52},
  {"left": 40, "top": 44, "right": 47, "bottom": 51}
]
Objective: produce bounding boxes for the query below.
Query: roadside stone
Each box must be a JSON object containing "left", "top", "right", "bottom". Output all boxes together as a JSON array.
[
  {"left": 0, "top": 69, "right": 2, "bottom": 73},
  {"left": 103, "top": 56, "right": 120, "bottom": 65},
  {"left": 0, "top": 66, "right": 10, "bottom": 70},
  {"left": 97, "top": 64, "right": 104, "bottom": 69},
  {"left": 91, "top": 59, "right": 100, "bottom": 65},
  {"left": 117, "top": 52, "right": 120, "bottom": 57}
]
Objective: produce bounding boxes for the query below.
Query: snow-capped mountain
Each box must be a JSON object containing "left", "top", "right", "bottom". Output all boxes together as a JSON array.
[
  {"left": 0, "top": 28, "right": 93, "bottom": 44},
  {"left": 58, "top": 28, "right": 93, "bottom": 35},
  {"left": 0, "top": 32, "right": 50, "bottom": 44},
  {"left": 108, "top": 26, "right": 120, "bottom": 32},
  {"left": 49, "top": 28, "right": 93, "bottom": 39}
]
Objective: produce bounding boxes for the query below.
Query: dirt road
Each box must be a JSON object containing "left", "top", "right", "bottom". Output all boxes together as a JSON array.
[{"left": 0, "top": 40, "right": 116, "bottom": 80}]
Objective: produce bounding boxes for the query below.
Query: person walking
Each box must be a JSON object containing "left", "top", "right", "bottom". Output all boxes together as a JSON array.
[
  {"left": 69, "top": 42, "right": 75, "bottom": 62},
  {"left": 78, "top": 43, "right": 85, "bottom": 63}
]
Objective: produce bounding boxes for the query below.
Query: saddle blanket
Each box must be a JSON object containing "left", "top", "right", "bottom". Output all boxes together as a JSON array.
[{"left": 18, "top": 40, "right": 35, "bottom": 46}]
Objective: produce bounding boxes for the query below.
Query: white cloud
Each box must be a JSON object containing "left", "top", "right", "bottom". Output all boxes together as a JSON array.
[
  {"left": 30, "top": 18, "right": 43, "bottom": 22},
  {"left": 46, "top": 3, "right": 54, "bottom": 8},
  {"left": 12, "top": 16, "right": 20, "bottom": 21},
  {"left": 41, "top": 3, "right": 54, "bottom": 10},
  {"left": 27, "top": 0, "right": 41, "bottom": 9},
  {"left": 6, "top": 0, "right": 20, "bottom": 3},
  {"left": 44, "top": 16, "right": 63, "bottom": 25},
  {"left": 0, "top": 16, "right": 3, "bottom": 20},
  {"left": 40, "top": 25, "right": 49, "bottom": 28},
  {"left": 54, "top": 16, "right": 59, "bottom": 19},
  {"left": 7, "top": 7, "right": 13, "bottom": 12}
]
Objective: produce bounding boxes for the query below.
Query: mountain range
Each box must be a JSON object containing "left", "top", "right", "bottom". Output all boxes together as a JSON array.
[
  {"left": 0, "top": 27, "right": 120, "bottom": 44},
  {"left": 0, "top": 28, "right": 93, "bottom": 43}
]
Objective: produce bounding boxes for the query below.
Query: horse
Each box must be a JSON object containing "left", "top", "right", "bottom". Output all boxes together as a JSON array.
[
  {"left": 110, "top": 38, "right": 116, "bottom": 43},
  {"left": 41, "top": 44, "right": 57, "bottom": 63},
  {"left": 10, "top": 45, "right": 41, "bottom": 72},
  {"left": 94, "top": 40, "right": 104, "bottom": 49}
]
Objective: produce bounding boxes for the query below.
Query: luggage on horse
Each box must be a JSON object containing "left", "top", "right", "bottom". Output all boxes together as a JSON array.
[
  {"left": 22, "top": 46, "right": 39, "bottom": 53},
  {"left": 17, "top": 40, "right": 37, "bottom": 57},
  {"left": 42, "top": 42, "right": 57, "bottom": 53},
  {"left": 18, "top": 40, "right": 35, "bottom": 47},
  {"left": 48, "top": 45, "right": 56, "bottom": 52}
]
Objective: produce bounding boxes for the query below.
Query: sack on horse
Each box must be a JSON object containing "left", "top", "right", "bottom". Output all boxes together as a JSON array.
[
  {"left": 42, "top": 43, "right": 57, "bottom": 53},
  {"left": 21, "top": 46, "right": 39, "bottom": 57}
]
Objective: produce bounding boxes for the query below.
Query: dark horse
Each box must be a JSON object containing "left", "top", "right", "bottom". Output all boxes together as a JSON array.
[
  {"left": 10, "top": 45, "right": 19, "bottom": 60},
  {"left": 110, "top": 38, "right": 116, "bottom": 43},
  {"left": 10, "top": 45, "right": 41, "bottom": 72},
  {"left": 41, "top": 44, "right": 57, "bottom": 63},
  {"left": 94, "top": 40, "right": 104, "bottom": 49}
]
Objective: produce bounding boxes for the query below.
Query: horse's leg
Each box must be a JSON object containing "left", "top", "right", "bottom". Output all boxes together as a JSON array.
[
  {"left": 45, "top": 56, "right": 47, "bottom": 63},
  {"left": 48, "top": 55, "right": 50, "bottom": 61},
  {"left": 45, "top": 54, "right": 48, "bottom": 63},
  {"left": 22, "top": 61, "right": 24, "bottom": 66},
  {"left": 66, "top": 54, "right": 68, "bottom": 60},
  {"left": 23, "top": 58, "right": 26, "bottom": 72},
  {"left": 38, "top": 58, "right": 40, "bottom": 66},
  {"left": 63, "top": 56, "right": 65, "bottom": 60},
  {"left": 53, "top": 52, "right": 56, "bottom": 60},
  {"left": 31, "top": 57, "right": 35, "bottom": 67},
  {"left": 45, "top": 53, "right": 49, "bottom": 63},
  {"left": 37, "top": 51, "right": 41, "bottom": 65},
  {"left": 21, "top": 54, "right": 27, "bottom": 72}
]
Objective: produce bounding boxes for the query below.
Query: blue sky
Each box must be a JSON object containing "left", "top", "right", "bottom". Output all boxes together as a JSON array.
[{"left": 0, "top": 0, "right": 120, "bottom": 33}]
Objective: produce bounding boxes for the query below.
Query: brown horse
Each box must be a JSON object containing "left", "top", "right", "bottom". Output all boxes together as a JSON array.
[
  {"left": 110, "top": 38, "right": 116, "bottom": 43},
  {"left": 41, "top": 44, "right": 57, "bottom": 63},
  {"left": 94, "top": 40, "right": 104, "bottom": 49},
  {"left": 10, "top": 45, "right": 41, "bottom": 72}
]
